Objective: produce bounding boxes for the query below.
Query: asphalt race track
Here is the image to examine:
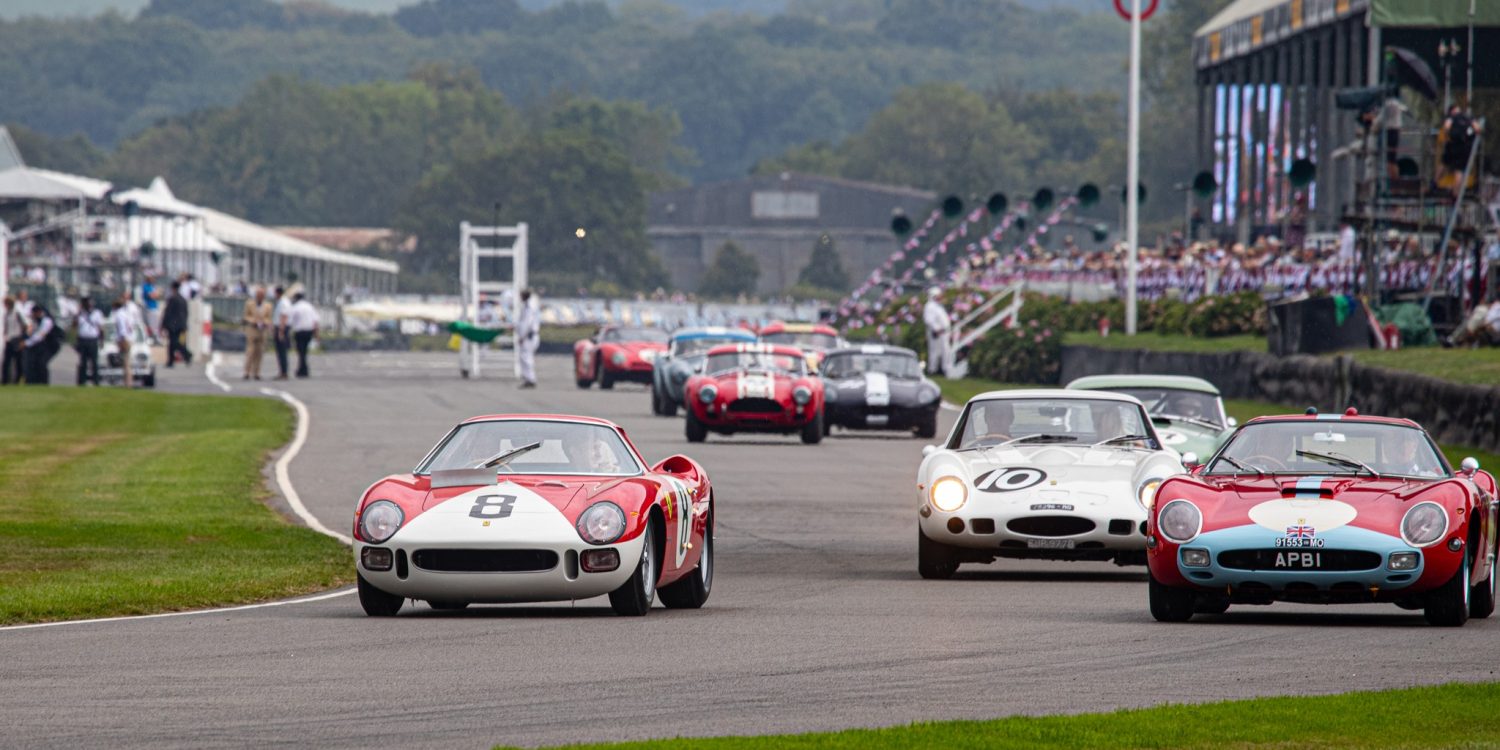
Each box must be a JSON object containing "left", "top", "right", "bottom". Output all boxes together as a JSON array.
[{"left": 5, "top": 352, "right": 1497, "bottom": 749}]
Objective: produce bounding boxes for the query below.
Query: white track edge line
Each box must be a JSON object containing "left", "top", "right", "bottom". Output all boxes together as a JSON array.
[
  {"left": 941, "top": 400, "right": 961, "bottom": 412},
  {"left": 205, "top": 352, "right": 231, "bottom": 392},
  {"left": 0, "top": 589, "right": 355, "bottom": 632},
  {"left": 260, "top": 387, "right": 355, "bottom": 546}
]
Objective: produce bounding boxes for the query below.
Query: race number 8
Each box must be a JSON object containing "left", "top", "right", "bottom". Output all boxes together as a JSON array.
[{"left": 470, "top": 494, "right": 517, "bottom": 519}]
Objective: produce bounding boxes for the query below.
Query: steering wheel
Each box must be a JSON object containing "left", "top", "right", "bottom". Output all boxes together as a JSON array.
[
  {"left": 1242, "top": 454, "right": 1288, "bottom": 472},
  {"left": 970, "top": 432, "right": 1012, "bottom": 447}
]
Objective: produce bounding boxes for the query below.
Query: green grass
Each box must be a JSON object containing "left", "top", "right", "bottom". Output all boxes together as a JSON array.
[
  {"left": 0, "top": 389, "right": 351, "bottom": 624},
  {"left": 517, "top": 681, "right": 1500, "bottom": 749},
  {"left": 1064, "top": 330, "right": 1500, "bottom": 387}
]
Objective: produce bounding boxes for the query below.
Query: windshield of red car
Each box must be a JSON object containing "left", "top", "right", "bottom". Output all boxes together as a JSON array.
[
  {"left": 761, "top": 331, "right": 837, "bottom": 350},
  {"left": 1207, "top": 421, "right": 1448, "bottom": 478},
  {"left": 419, "top": 420, "right": 642, "bottom": 476},
  {"left": 602, "top": 327, "right": 668, "bottom": 344},
  {"left": 1105, "top": 387, "right": 1223, "bottom": 428},
  {"left": 704, "top": 351, "right": 806, "bottom": 376},
  {"left": 672, "top": 336, "right": 747, "bottom": 358}
]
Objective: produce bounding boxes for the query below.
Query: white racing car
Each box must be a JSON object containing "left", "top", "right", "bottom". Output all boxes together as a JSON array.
[{"left": 916, "top": 390, "right": 1184, "bottom": 578}]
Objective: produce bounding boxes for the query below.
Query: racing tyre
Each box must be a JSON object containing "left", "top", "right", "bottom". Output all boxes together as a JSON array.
[
  {"left": 428, "top": 600, "right": 469, "bottom": 611},
  {"left": 598, "top": 364, "right": 615, "bottom": 390},
  {"left": 915, "top": 410, "right": 938, "bottom": 439},
  {"left": 576, "top": 362, "right": 592, "bottom": 389},
  {"left": 141, "top": 372, "right": 155, "bottom": 388},
  {"left": 660, "top": 507, "right": 713, "bottom": 609},
  {"left": 685, "top": 409, "right": 707, "bottom": 443},
  {"left": 917, "top": 529, "right": 959, "bottom": 580},
  {"left": 357, "top": 574, "right": 403, "bottom": 617},
  {"left": 801, "top": 410, "right": 824, "bottom": 444},
  {"left": 1424, "top": 554, "right": 1471, "bottom": 627},
  {"left": 652, "top": 386, "right": 677, "bottom": 417},
  {"left": 1194, "top": 598, "right": 1230, "bottom": 615},
  {"left": 1469, "top": 544, "right": 1495, "bottom": 619},
  {"left": 610, "top": 518, "right": 658, "bottom": 616},
  {"left": 1148, "top": 572, "right": 1196, "bottom": 622}
]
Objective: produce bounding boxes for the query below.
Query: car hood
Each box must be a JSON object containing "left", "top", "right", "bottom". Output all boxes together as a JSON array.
[
  {"left": 933, "top": 445, "right": 1182, "bottom": 505},
  {"left": 1151, "top": 419, "right": 1230, "bottom": 452},
  {"left": 826, "top": 372, "right": 934, "bottom": 405},
  {"left": 1180, "top": 474, "right": 1462, "bottom": 535},
  {"left": 421, "top": 476, "right": 638, "bottom": 513}
]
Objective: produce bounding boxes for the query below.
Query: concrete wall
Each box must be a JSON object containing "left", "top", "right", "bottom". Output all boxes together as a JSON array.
[{"left": 1061, "top": 344, "right": 1500, "bottom": 454}]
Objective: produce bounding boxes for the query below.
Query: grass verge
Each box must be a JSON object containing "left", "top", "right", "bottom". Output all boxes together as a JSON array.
[
  {"left": 515, "top": 681, "right": 1500, "bottom": 749},
  {"left": 0, "top": 388, "right": 351, "bottom": 625}
]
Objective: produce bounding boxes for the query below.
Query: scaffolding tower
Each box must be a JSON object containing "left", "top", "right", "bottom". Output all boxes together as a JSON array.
[{"left": 458, "top": 221, "right": 528, "bottom": 379}]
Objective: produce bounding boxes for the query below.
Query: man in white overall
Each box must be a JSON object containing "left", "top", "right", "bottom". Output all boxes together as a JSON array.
[
  {"left": 922, "top": 286, "right": 949, "bottom": 375},
  {"left": 517, "top": 289, "right": 540, "bottom": 388}
]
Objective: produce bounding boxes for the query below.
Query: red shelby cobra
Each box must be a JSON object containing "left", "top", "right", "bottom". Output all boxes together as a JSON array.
[
  {"left": 1147, "top": 408, "right": 1497, "bottom": 626},
  {"left": 682, "top": 343, "right": 826, "bottom": 444},
  {"left": 574, "top": 325, "right": 669, "bottom": 389},
  {"left": 353, "top": 414, "right": 713, "bottom": 617}
]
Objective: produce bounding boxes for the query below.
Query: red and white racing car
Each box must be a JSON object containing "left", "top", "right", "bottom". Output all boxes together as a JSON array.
[
  {"left": 682, "top": 343, "right": 826, "bottom": 444},
  {"left": 1148, "top": 408, "right": 1498, "bottom": 626},
  {"left": 353, "top": 415, "right": 714, "bottom": 616},
  {"left": 574, "top": 325, "right": 669, "bottom": 389}
]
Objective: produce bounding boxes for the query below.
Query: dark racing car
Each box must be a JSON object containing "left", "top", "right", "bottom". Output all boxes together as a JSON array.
[{"left": 821, "top": 345, "right": 940, "bottom": 438}]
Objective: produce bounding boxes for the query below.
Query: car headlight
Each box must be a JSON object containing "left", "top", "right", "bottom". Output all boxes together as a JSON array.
[
  {"left": 611, "top": 351, "right": 627, "bottom": 366},
  {"left": 919, "top": 385, "right": 940, "bottom": 403},
  {"left": 641, "top": 350, "right": 657, "bottom": 362},
  {"left": 577, "top": 502, "right": 626, "bottom": 545},
  {"left": 1400, "top": 502, "right": 1449, "bottom": 548},
  {"left": 1157, "top": 500, "right": 1202, "bottom": 543},
  {"left": 359, "top": 500, "right": 403, "bottom": 544},
  {"left": 699, "top": 384, "right": 717, "bottom": 404},
  {"left": 1137, "top": 479, "right": 1164, "bottom": 510},
  {"left": 929, "top": 476, "right": 967, "bottom": 512},
  {"left": 793, "top": 385, "right": 812, "bottom": 405}
]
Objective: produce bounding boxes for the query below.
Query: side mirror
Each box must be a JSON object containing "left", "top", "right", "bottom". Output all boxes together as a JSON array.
[
  {"left": 1181, "top": 452, "right": 1200, "bottom": 470},
  {"left": 1226, "top": 417, "right": 1238, "bottom": 427},
  {"left": 1461, "top": 456, "right": 1480, "bottom": 475},
  {"left": 922, "top": 445, "right": 937, "bottom": 457}
]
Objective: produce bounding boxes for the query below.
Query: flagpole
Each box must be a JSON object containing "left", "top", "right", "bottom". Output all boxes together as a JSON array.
[{"left": 1125, "top": 0, "right": 1142, "bottom": 335}]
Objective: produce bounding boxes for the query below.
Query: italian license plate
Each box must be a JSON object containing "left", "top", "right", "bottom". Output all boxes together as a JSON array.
[
  {"left": 1273, "top": 551, "right": 1325, "bottom": 568},
  {"left": 1026, "top": 539, "right": 1076, "bottom": 550}
]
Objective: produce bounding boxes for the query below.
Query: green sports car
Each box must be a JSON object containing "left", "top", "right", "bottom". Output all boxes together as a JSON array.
[{"left": 1065, "top": 374, "right": 1234, "bottom": 461}]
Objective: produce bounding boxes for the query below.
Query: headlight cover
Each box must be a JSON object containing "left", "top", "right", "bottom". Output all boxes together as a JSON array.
[
  {"left": 1400, "top": 502, "right": 1449, "bottom": 548},
  {"left": 611, "top": 351, "right": 627, "bottom": 366},
  {"left": 359, "top": 500, "right": 403, "bottom": 544},
  {"left": 1157, "top": 500, "right": 1202, "bottom": 543},
  {"left": 793, "top": 385, "right": 812, "bottom": 405},
  {"left": 577, "top": 502, "right": 627, "bottom": 545},
  {"left": 698, "top": 384, "right": 718, "bottom": 404},
  {"left": 929, "top": 476, "right": 968, "bottom": 512},
  {"left": 1137, "top": 479, "right": 1164, "bottom": 510}
]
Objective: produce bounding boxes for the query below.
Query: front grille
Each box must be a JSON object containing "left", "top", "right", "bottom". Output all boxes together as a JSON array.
[
  {"left": 1216, "top": 548, "right": 1382, "bottom": 572},
  {"left": 411, "top": 548, "right": 558, "bottom": 573},
  {"left": 1006, "top": 516, "right": 1096, "bottom": 537},
  {"left": 728, "top": 397, "right": 783, "bottom": 414}
]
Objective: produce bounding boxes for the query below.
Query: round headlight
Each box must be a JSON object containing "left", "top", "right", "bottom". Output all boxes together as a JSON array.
[
  {"left": 611, "top": 351, "right": 627, "bottom": 366},
  {"left": 359, "top": 500, "right": 403, "bottom": 544},
  {"left": 919, "top": 386, "right": 940, "bottom": 403},
  {"left": 577, "top": 502, "right": 626, "bottom": 545},
  {"left": 929, "top": 476, "right": 967, "bottom": 512},
  {"left": 1157, "top": 500, "right": 1202, "bottom": 543},
  {"left": 1137, "top": 479, "right": 1163, "bottom": 510},
  {"left": 1400, "top": 501, "right": 1449, "bottom": 548},
  {"left": 699, "top": 384, "right": 717, "bottom": 404},
  {"left": 793, "top": 385, "right": 812, "bottom": 405}
]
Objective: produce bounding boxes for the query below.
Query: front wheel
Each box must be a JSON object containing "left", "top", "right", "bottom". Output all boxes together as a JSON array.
[
  {"left": 1148, "top": 572, "right": 1196, "bottom": 623},
  {"left": 1425, "top": 554, "right": 1471, "bottom": 626},
  {"left": 660, "top": 507, "right": 713, "bottom": 609},
  {"left": 357, "top": 574, "right": 403, "bottom": 617},
  {"left": 801, "top": 409, "right": 824, "bottom": 444},
  {"left": 917, "top": 529, "right": 958, "bottom": 580},
  {"left": 598, "top": 363, "right": 615, "bottom": 390},
  {"left": 915, "top": 410, "right": 938, "bottom": 439},
  {"left": 685, "top": 409, "right": 707, "bottom": 443},
  {"left": 609, "top": 519, "right": 658, "bottom": 616},
  {"left": 1471, "top": 542, "right": 1497, "bottom": 620}
]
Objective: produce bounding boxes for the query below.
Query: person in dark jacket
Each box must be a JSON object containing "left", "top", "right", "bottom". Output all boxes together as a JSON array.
[
  {"left": 161, "top": 281, "right": 192, "bottom": 367},
  {"left": 22, "top": 305, "right": 59, "bottom": 384}
]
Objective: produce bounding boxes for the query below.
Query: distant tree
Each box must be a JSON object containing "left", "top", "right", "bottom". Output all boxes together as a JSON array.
[
  {"left": 3, "top": 123, "right": 107, "bottom": 175},
  {"left": 393, "top": 0, "right": 524, "bottom": 36},
  {"left": 539, "top": 96, "right": 694, "bottom": 188},
  {"left": 699, "top": 241, "right": 760, "bottom": 298},
  {"left": 139, "top": 0, "right": 286, "bottom": 29},
  {"left": 796, "top": 233, "right": 849, "bottom": 291}
]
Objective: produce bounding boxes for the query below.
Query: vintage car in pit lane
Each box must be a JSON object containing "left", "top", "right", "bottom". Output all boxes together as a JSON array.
[
  {"left": 757, "top": 321, "right": 843, "bottom": 373},
  {"left": 574, "top": 325, "right": 670, "bottom": 389},
  {"left": 651, "top": 326, "right": 757, "bottom": 416},
  {"left": 1147, "top": 408, "right": 1498, "bottom": 626},
  {"left": 353, "top": 415, "right": 714, "bottom": 617},
  {"left": 917, "top": 390, "right": 1184, "bottom": 578},
  {"left": 99, "top": 319, "right": 156, "bottom": 388},
  {"left": 821, "top": 345, "right": 941, "bottom": 438},
  {"left": 1067, "top": 374, "right": 1234, "bottom": 459},
  {"left": 682, "top": 343, "right": 826, "bottom": 444}
]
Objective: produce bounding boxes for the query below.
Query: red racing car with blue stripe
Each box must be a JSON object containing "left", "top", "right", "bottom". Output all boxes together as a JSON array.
[{"left": 1147, "top": 408, "right": 1498, "bottom": 626}]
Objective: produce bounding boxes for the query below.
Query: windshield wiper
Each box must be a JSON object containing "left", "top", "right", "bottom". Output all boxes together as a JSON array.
[
  {"left": 1157, "top": 414, "right": 1223, "bottom": 430},
  {"left": 1094, "top": 433, "right": 1150, "bottom": 448},
  {"left": 1217, "top": 455, "right": 1262, "bottom": 476},
  {"left": 472, "top": 441, "right": 543, "bottom": 470},
  {"left": 1001, "top": 434, "right": 1078, "bottom": 446},
  {"left": 1296, "top": 449, "right": 1378, "bottom": 477}
]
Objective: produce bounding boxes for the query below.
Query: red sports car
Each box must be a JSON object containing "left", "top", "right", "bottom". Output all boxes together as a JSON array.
[
  {"left": 575, "top": 325, "right": 669, "bottom": 389},
  {"left": 353, "top": 414, "right": 713, "bottom": 617},
  {"left": 682, "top": 343, "right": 826, "bottom": 444},
  {"left": 1147, "top": 408, "right": 1497, "bottom": 626}
]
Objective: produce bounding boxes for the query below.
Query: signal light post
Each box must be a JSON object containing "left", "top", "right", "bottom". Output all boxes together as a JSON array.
[{"left": 1125, "top": 0, "right": 1143, "bottom": 334}]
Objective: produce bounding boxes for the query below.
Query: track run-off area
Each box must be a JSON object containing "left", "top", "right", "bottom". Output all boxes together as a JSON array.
[{"left": 2, "top": 352, "right": 1495, "bottom": 749}]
